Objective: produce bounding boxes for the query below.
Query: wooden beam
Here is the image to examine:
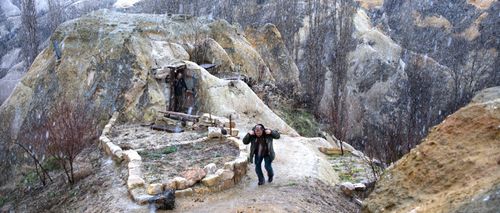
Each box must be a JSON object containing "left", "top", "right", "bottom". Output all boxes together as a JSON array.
[
  {"left": 159, "top": 110, "right": 200, "bottom": 118},
  {"left": 159, "top": 110, "right": 199, "bottom": 122}
]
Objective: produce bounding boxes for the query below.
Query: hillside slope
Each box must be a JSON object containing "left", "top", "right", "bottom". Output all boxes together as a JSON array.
[{"left": 363, "top": 87, "right": 500, "bottom": 213}]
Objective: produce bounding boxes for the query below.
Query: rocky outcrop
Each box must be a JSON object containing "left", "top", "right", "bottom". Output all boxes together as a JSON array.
[
  {"left": 0, "top": 10, "right": 297, "bottom": 185},
  {"left": 319, "top": 8, "right": 458, "bottom": 162},
  {"left": 2, "top": 1, "right": 497, "bottom": 165},
  {"left": 363, "top": 87, "right": 500, "bottom": 213},
  {"left": 245, "top": 23, "right": 302, "bottom": 94}
]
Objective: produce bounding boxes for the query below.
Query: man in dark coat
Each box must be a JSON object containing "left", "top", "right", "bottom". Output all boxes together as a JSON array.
[
  {"left": 173, "top": 72, "right": 188, "bottom": 112},
  {"left": 243, "top": 124, "right": 280, "bottom": 185}
]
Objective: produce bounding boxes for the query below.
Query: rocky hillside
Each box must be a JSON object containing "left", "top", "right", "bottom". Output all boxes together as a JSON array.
[
  {"left": 363, "top": 87, "right": 500, "bottom": 213},
  {"left": 0, "top": 9, "right": 301, "bottom": 185},
  {"left": 1, "top": 0, "right": 499, "bottom": 163}
]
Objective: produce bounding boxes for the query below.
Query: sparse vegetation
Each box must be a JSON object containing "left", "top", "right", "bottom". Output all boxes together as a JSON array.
[
  {"left": 22, "top": 170, "right": 39, "bottom": 187},
  {"left": 42, "top": 157, "right": 62, "bottom": 172},
  {"left": 138, "top": 146, "right": 178, "bottom": 159},
  {"left": 278, "top": 106, "right": 320, "bottom": 137},
  {"left": 0, "top": 196, "right": 10, "bottom": 208},
  {"left": 138, "top": 150, "right": 163, "bottom": 160},
  {"left": 162, "top": 146, "right": 178, "bottom": 154},
  {"left": 328, "top": 153, "right": 381, "bottom": 183},
  {"left": 339, "top": 173, "right": 353, "bottom": 182}
]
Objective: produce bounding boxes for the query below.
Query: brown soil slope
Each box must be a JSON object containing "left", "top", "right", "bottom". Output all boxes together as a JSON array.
[{"left": 363, "top": 87, "right": 500, "bottom": 213}]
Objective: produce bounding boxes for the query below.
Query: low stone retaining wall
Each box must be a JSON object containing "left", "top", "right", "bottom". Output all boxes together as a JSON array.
[{"left": 98, "top": 112, "right": 249, "bottom": 206}]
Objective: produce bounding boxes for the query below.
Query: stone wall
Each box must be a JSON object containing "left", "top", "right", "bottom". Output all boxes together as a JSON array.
[{"left": 98, "top": 111, "right": 250, "bottom": 206}]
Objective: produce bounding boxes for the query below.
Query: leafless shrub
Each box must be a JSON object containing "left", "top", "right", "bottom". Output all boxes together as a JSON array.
[
  {"left": 45, "top": 99, "right": 99, "bottom": 185},
  {"left": 16, "top": 120, "right": 53, "bottom": 186}
]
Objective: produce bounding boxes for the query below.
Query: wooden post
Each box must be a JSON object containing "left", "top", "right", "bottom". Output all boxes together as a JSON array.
[{"left": 229, "top": 114, "right": 232, "bottom": 135}]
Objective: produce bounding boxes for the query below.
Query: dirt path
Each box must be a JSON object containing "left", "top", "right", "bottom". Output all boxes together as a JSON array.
[
  {"left": 168, "top": 135, "right": 353, "bottom": 212},
  {"left": 4, "top": 135, "right": 357, "bottom": 212}
]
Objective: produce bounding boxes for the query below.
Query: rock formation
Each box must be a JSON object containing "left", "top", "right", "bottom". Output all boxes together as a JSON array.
[
  {"left": 0, "top": 10, "right": 298, "bottom": 185},
  {"left": 363, "top": 87, "right": 500, "bottom": 213},
  {"left": 1, "top": 0, "right": 498, "bottom": 164}
]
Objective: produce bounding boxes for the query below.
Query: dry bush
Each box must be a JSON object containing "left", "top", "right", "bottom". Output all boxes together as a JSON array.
[{"left": 45, "top": 99, "right": 99, "bottom": 185}]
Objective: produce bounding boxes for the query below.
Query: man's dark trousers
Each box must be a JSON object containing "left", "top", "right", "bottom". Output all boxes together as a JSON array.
[{"left": 255, "top": 154, "right": 273, "bottom": 183}]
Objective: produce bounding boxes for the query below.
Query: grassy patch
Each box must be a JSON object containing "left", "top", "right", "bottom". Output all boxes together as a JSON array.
[
  {"left": 139, "top": 146, "right": 178, "bottom": 159},
  {"left": 161, "top": 146, "right": 178, "bottom": 155},
  {"left": 23, "top": 171, "right": 38, "bottom": 186},
  {"left": 0, "top": 196, "right": 10, "bottom": 207},
  {"left": 278, "top": 106, "right": 320, "bottom": 137},
  {"left": 42, "top": 157, "right": 61, "bottom": 172},
  {"left": 339, "top": 173, "right": 354, "bottom": 182},
  {"left": 138, "top": 150, "right": 163, "bottom": 160}
]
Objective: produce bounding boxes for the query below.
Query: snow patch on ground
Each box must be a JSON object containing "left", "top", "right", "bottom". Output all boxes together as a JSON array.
[
  {"left": 113, "top": 0, "right": 143, "bottom": 8},
  {"left": 0, "top": 0, "right": 21, "bottom": 17}
]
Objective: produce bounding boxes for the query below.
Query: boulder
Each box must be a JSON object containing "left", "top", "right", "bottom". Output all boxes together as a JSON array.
[
  {"left": 105, "top": 142, "right": 123, "bottom": 161},
  {"left": 208, "top": 127, "right": 223, "bottom": 139},
  {"left": 127, "top": 161, "right": 142, "bottom": 177},
  {"left": 193, "top": 186, "right": 211, "bottom": 195},
  {"left": 123, "top": 150, "right": 142, "bottom": 162},
  {"left": 173, "top": 177, "right": 189, "bottom": 190},
  {"left": 233, "top": 157, "right": 248, "bottom": 183},
  {"left": 129, "top": 188, "right": 154, "bottom": 205},
  {"left": 340, "top": 182, "right": 356, "bottom": 197},
  {"left": 181, "top": 167, "right": 207, "bottom": 186},
  {"left": 163, "top": 180, "right": 177, "bottom": 190},
  {"left": 175, "top": 188, "right": 194, "bottom": 198},
  {"left": 149, "top": 189, "right": 175, "bottom": 210},
  {"left": 147, "top": 183, "right": 164, "bottom": 195},
  {"left": 216, "top": 169, "right": 235, "bottom": 189},
  {"left": 201, "top": 174, "right": 220, "bottom": 187},
  {"left": 203, "top": 163, "right": 217, "bottom": 175},
  {"left": 99, "top": 136, "right": 111, "bottom": 146},
  {"left": 353, "top": 183, "right": 366, "bottom": 191},
  {"left": 127, "top": 175, "right": 146, "bottom": 190},
  {"left": 224, "top": 161, "right": 235, "bottom": 170}
]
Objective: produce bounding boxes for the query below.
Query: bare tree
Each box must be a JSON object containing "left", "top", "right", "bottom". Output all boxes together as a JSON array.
[
  {"left": 45, "top": 99, "right": 99, "bottom": 185},
  {"left": 48, "top": 0, "right": 63, "bottom": 34},
  {"left": 16, "top": 118, "right": 53, "bottom": 186},
  {"left": 20, "top": 0, "right": 39, "bottom": 69},
  {"left": 330, "top": 0, "right": 354, "bottom": 148}
]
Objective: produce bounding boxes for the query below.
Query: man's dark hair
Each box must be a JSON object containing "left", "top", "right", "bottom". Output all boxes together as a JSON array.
[{"left": 253, "top": 124, "right": 265, "bottom": 131}]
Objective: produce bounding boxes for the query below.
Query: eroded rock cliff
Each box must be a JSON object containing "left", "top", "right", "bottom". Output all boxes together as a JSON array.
[{"left": 0, "top": 9, "right": 299, "bottom": 185}]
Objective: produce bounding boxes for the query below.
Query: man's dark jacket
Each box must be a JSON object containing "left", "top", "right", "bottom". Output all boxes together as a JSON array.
[{"left": 243, "top": 130, "right": 280, "bottom": 163}]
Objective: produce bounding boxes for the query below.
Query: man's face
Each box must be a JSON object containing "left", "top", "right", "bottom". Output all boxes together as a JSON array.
[
  {"left": 255, "top": 126, "right": 263, "bottom": 137},
  {"left": 177, "top": 73, "right": 183, "bottom": 79}
]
